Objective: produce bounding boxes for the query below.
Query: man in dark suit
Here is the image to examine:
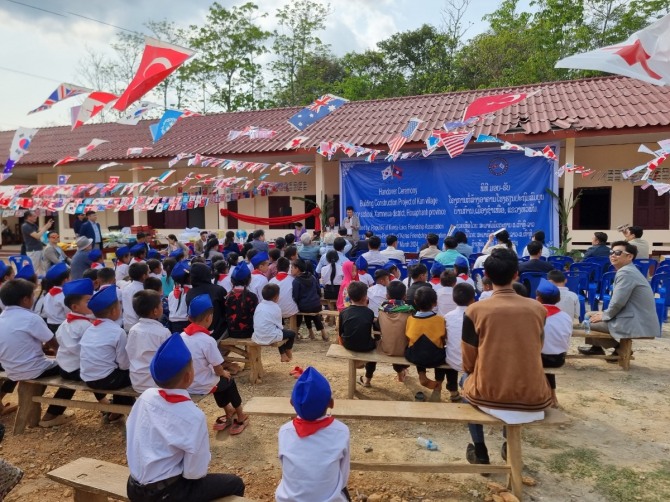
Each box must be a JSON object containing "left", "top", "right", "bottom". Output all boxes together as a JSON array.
[
  {"left": 346, "top": 230, "right": 373, "bottom": 258},
  {"left": 72, "top": 213, "right": 87, "bottom": 237},
  {"left": 518, "top": 241, "right": 555, "bottom": 274},
  {"left": 78, "top": 211, "right": 103, "bottom": 250}
]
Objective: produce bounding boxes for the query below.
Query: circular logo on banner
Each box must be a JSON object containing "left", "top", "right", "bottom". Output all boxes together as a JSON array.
[{"left": 488, "top": 156, "right": 509, "bottom": 176}]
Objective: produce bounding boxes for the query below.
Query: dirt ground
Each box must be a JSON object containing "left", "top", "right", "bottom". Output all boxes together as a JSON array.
[{"left": 2, "top": 322, "right": 669, "bottom": 502}]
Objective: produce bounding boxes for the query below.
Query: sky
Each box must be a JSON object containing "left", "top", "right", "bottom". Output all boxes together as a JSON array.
[{"left": 0, "top": 0, "right": 531, "bottom": 131}]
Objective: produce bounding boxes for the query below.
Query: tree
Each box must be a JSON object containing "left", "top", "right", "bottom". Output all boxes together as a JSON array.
[{"left": 335, "top": 50, "right": 406, "bottom": 100}]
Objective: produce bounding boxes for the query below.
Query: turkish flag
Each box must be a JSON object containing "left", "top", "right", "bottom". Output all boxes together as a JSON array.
[
  {"left": 556, "top": 13, "right": 670, "bottom": 85},
  {"left": 463, "top": 93, "right": 530, "bottom": 120},
  {"left": 114, "top": 37, "right": 195, "bottom": 111}
]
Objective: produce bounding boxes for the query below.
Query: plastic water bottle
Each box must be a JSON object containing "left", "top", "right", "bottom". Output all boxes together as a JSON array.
[
  {"left": 417, "top": 437, "right": 439, "bottom": 451},
  {"left": 582, "top": 313, "right": 591, "bottom": 334}
]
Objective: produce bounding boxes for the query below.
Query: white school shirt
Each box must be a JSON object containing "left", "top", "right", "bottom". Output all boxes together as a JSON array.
[
  {"left": 216, "top": 274, "right": 232, "bottom": 293},
  {"left": 0, "top": 306, "right": 57, "bottom": 380},
  {"left": 380, "top": 247, "right": 406, "bottom": 264},
  {"left": 436, "top": 287, "right": 457, "bottom": 316},
  {"left": 115, "top": 262, "right": 129, "bottom": 283},
  {"left": 456, "top": 274, "right": 475, "bottom": 288},
  {"left": 270, "top": 273, "right": 299, "bottom": 317},
  {"left": 249, "top": 272, "right": 268, "bottom": 300},
  {"left": 319, "top": 264, "right": 343, "bottom": 286},
  {"left": 542, "top": 308, "right": 573, "bottom": 355},
  {"left": 180, "top": 327, "right": 224, "bottom": 395},
  {"left": 168, "top": 286, "right": 191, "bottom": 322},
  {"left": 358, "top": 272, "right": 374, "bottom": 287},
  {"left": 100, "top": 284, "right": 124, "bottom": 327},
  {"left": 126, "top": 388, "right": 210, "bottom": 485},
  {"left": 55, "top": 315, "right": 93, "bottom": 373},
  {"left": 276, "top": 418, "right": 350, "bottom": 502},
  {"left": 122, "top": 280, "right": 144, "bottom": 332},
  {"left": 478, "top": 290, "right": 494, "bottom": 300},
  {"left": 80, "top": 318, "right": 131, "bottom": 382},
  {"left": 44, "top": 287, "right": 68, "bottom": 325},
  {"left": 33, "top": 293, "right": 47, "bottom": 319},
  {"left": 557, "top": 286, "right": 580, "bottom": 320},
  {"left": 444, "top": 305, "right": 467, "bottom": 372},
  {"left": 366, "top": 284, "right": 387, "bottom": 319},
  {"left": 429, "top": 279, "right": 444, "bottom": 293},
  {"left": 361, "top": 250, "right": 389, "bottom": 266},
  {"left": 252, "top": 300, "right": 284, "bottom": 345},
  {"left": 127, "top": 318, "right": 172, "bottom": 393}
]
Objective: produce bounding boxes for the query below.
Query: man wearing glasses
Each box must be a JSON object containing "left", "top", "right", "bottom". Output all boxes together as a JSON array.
[
  {"left": 578, "top": 241, "right": 659, "bottom": 356},
  {"left": 43, "top": 231, "right": 71, "bottom": 268}
]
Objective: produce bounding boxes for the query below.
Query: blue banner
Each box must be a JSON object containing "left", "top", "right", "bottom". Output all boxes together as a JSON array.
[{"left": 340, "top": 149, "right": 558, "bottom": 252}]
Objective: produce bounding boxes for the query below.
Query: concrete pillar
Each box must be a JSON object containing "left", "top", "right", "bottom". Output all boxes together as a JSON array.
[{"left": 315, "top": 154, "right": 325, "bottom": 223}]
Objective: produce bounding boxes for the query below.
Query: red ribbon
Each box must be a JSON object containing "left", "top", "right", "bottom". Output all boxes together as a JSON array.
[
  {"left": 158, "top": 390, "right": 191, "bottom": 403},
  {"left": 220, "top": 207, "right": 322, "bottom": 231}
]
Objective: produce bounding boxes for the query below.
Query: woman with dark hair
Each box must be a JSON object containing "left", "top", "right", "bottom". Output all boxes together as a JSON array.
[
  {"left": 166, "top": 234, "right": 190, "bottom": 257},
  {"left": 482, "top": 229, "right": 516, "bottom": 255},
  {"left": 204, "top": 236, "right": 224, "bottom": 261},
  {"left": 521, "top": 230, "right": 550, "bottom": 258},
  {"left": 222, "top": 231, "right": 239, "bottom": 254},
  {"left": 453, "top": 231, "right": 473, "bottom": 258},
  {"left": 161, "top": 257, "right": 176, "bottom": 297}
]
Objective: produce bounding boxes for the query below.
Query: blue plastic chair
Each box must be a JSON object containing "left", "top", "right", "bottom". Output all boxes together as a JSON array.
[
  {"left": 655, "top": 262, "right": 670, "bottom": 275},
  {"left": 565, "top": 271, "right": 588, "bottom": 321},
  {"left": 468, "top": 253, "right": 483, "bottom": 269},
  {"left": 518, "top": 256, "right": 530, "bottom": 262},
  {"left": 570, "top": 262, "right": 602, "bottom": 310},
  {"left": 633, "top": 258, "right": 657, "bottom": 278},
  {"left": 419, "top": 258, "right": 435, "bottom": 271},
  {"left": 519, "top": 272, "right": 547, "bottom": 298},
  {"left": 548, "top": 256, "right": 574, "bottom": 271},
  {"left": 650, "top": 272, "right": 670, "bottom": 324},
  {"left": 9, "top": 255, "right": 33, "bottom": 272},
  {"left": 598, "top": 271, "right": 617, "bottom": 311},
  {"left": 366, "top": 264, "right": 380, "bottom": 279},
  {"left": 396, "top": 264, "right": 408, "bottom": 281}
]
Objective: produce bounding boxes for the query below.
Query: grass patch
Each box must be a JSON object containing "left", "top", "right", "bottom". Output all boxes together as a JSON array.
[{"left": 547, "top": 448, "right": 670, "bottom": 501}]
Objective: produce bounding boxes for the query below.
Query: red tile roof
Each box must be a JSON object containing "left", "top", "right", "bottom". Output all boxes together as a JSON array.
[{"left": 3, "top": 75, "right": 670, "bottom": 167}]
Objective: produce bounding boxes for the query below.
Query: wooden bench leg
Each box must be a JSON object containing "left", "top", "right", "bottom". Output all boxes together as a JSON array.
[
  {"left": 348, "top": 360, "right": 356, "bottom": 399},
  {"left": 288, "top": 315, "right": 298, "bottom": 333},
  {"left": 14, "top": 381, "right": 46, "bottom": 435},
  {"left": 618, "top": 338, "right": 632, "bottom": 371},
  {"left": 74, "top": 488, "right": 107, "bottom": 502},
  {"left": 248, "top": 346, "right": 263, "bottom": 384},
  {"left": 506, "top": 425, "right": 524, "bottom": 500}
]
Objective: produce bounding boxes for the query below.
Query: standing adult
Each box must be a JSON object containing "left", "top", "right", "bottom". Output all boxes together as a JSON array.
[
  {"left": 43, "top": 231, "right": 70, "bottom": 268},
  {"left": 342, "top": 206, "right": 360, "bottom": 241},
  {"left": 579, "top": 240, "right": 659, "bottom": 356},
  {"left": 583, "top": 232, "right": 610, "bottom": 258},
  {"left": 251, "top": 230, "right": 269, "bottom": 253},
  {"left": 21, "top": 211, "right": 53, "bottom": 276},
  {"left": 166, "top": 234, "right": 190, "bottom": 258},
  {"left": 70, "top": 236, "right": 93, "bottom": 280},
  {"left": 621, "top": 225, "right": 650, "bottom": 259},
  {"left": 72, "top": 213, "right": 87, "bottom": 237},
  {"left": 79, "top": 211, "right": 103, "bottom": 250}
]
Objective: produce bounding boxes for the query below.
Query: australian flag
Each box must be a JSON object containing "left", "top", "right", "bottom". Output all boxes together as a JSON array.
[{"left": 287, "top": 94, "right": 348, "bottom": 131}]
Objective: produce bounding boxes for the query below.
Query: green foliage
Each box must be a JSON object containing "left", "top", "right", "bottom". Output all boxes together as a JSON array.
[{"left": 546, "top": 188, "right": 581, "bottom": 257}]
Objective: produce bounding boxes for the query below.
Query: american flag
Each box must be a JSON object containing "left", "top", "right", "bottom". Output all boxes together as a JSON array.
[
  {"left": 439, "top": 131, "right": 473, "bottom": 158},
  {"left": 387, "top": 117, "right": 422, "bottom": 155}
]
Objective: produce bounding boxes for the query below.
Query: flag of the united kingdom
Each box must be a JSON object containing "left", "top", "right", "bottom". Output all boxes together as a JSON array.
[{"left": 28, "top": 83, "right": 91, "bottom": 114}]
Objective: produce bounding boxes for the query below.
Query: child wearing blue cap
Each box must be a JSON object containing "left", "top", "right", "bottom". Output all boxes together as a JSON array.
[
  {"left": 454, "top": 256, "right": 475, "bottom": 287},
  {"left": 249, "top": 251, "right": 269, "bottom": 300},
  {"left": 276, "top": 367, "right": 350, "bottom": 502},
  {"left": 89, "top": 249, "right": 104, "bottom": 270},
  {"left": 130, "top": 244, "right": 147, "bottom": 263},
  {"left": 354, "top": 256, "right": 374, "bottom": 287},
  {"left": 181, "top": 294, "right": 250, "bottom": 434},
  {"left": 126, "top": 333, "right": 245, "bottom": 501},
  {"left": 535, "top": 278, "right": 572, "bottom": 408},
  {"left": 43, "top": 262, "right": 71, "bottom": 333},
  {"left": 291, "top": 259, "right": 328, "bottom": 341},
  {"left": 80, "top": 284, "right": 134, "bottom": 421},
  {"left": 429, "top": 261, "right": 445, "bottom": 292},
  {"left": 224, "top": 263, "right": 258, "bottom": 339},
  {"left": 121, "top": 262, "right": 149, "bottom": 332},
  {"left": 168, "top": 261, "right": 192, "bottom": 334},
  {"left": 114, "top": 246, "right": 131, "bottom": 283},
  {"left": 0, "top": 279, "right": 75, "bottom": 426}
]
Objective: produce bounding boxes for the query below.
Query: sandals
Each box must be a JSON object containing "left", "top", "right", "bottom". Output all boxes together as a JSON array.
[
  {"left": 357, "top": 376, "right": 371, "bottom": 388},
  {"left": 229, "top": 416, "right": 249, "bottom": 435},
  {"left": 39, "top": 412, "right": 75, "bottom": 428},
  {"left": 213, "top": 414, "right": 235, "bottom": 431}
]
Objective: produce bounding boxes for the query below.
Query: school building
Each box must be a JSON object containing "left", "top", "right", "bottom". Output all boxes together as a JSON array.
[{"left": 1, "top": 75, "right": 669, "bottom": 254}]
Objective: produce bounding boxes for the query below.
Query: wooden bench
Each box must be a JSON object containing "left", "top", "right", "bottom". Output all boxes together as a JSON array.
[
  {"left": 570, "top": 328, "right": 654, "bottom": 370},
  {"left": 245, "top": 396, "right": 569, "bottom": 501},
  {"left": 7, "top": 374, "right": 206, "bottom": 435},
  {"left": 218, "top": 338, "right": 287, "bottom": 384},
  {"left": 47, "top": 457, "right": 253, "bottom": 502}
]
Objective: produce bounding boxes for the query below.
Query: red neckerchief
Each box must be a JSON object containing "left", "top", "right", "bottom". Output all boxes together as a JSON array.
[
  {"left": 275, "top": 272, "right": 288, "bottom": 281},
  {"left": 458, "top": 274, "right": 469, "bottom": 281},
  {"left": 390, "top": 274, "right": 397, "bottom": 281},
  {"left": 48, "top": 287, "right": 62, "bottom": 297},
  {"left": 133, "top": 257, "right": 144, "bottom": 263},
  {"left": 217, "top": 273, "right": 227, "bottom": 282},
  {"left": 91, "top": 263, "right": 103, "bottom": 269},
  {"left": 252, "top": 269, "right": 264, "bottom": 275},
  {"left": 292, "top": 416, "right": 335, "bottom": 438},
  {"left": 183, "top": 323, "right": 210, "bottom": 336},
  {"left": 173, "top": 285, "right": 190, "bottom": 299},
  {"left": 158, "top": 390, "right": 191, "bottom": 403},
  {"left": 92, "top": 319, "right": 105, "bottom": 326},
  {"left": 66, "top": 313, "right": 91, "bottom": 323},
  {"left": 430, "top": 278, "right": 440, "bottom": 284},
  {"left": 544, "top": 305, "right": 562, "bottom": 317}
]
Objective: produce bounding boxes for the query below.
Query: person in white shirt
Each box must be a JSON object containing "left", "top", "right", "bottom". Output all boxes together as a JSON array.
[
  {"left": 355, "top": 256, "right": 374, "bottom": 287},
  {"left": 319, "top": 251, "right": 343, "bottom": 304},
  {"left": 126, "top": 333, "right": 245, "bottom": 501},
  {"left": 276, "top": 367, "right": 350, "bottom": 502},
  {"left": 536, "top": 279, "right": 573, "bottom": 408},
  {"left": 419, "top": 233, "right": 441, "bottom": 260},
  {"left": 521, "top": 230, "right": 551, "bottom": 258},
  {"left": 547, "top": 270, "right": 580, "bottom": 321},
  {"left": 126, "top": 290, "right": 171, "bottom": 393},
  {"left": 114, "top": 246, "right": 131, "bottom": 283},
  {"left": 316, "top": 237, "right": 348, "bottom": 275},
  {"left": 121, "top": 262, "right": 149, "bottom": 332},
  {"left": 379, "top": 235, "right": 406, "bottom": 264},
  {"left": 249, "top": 251, "right": 269, "bottom": 300},
  {"left": 478, "top": 277, "right": 494, "bottom": 300},
  {"left": 361, "top": 236, "right": 389, "bottom": 266},
  {"left": 43, "top": 262, "right": 71, "bottom": 333},
  {"left": 80, "top": 285, "right": 135, "bottom": 422},
  {"left": 252, "top": 284, "right": 296, "bottom": 362},
  {"left": 0, "top": 279, "right": 75, "bottom": 427},
  {"left": 270, "top": 258, "right": 299, "bottom": 318},
  {"left": 168, "top": 261, "right": 191, "bottom": 333},
  {"left": 180, "top": 294, "right": 250, "bottom": 435},
  {"left": 444, "top": 283, "right": 476, "bottom": 402},
  {"left": 436, "top": 270, "right": 458, "bottom": 316},
  {"left": 367, "top": 270, "right": 390, "bottom": 319}
]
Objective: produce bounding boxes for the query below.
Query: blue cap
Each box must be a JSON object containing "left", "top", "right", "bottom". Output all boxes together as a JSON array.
[
  {"left": 383, "top": 262, "right": 397, "bottom": 271},
  {"left": 537, "top": 278, "right": 559, "bottom": 297},
  {"left": 355, "top": 256, "right": 368, "bottom": 271},
  {"left": 250, "top": 251, "right": 269, "bottom": 268},
  {"left": 430, "top": 261, "right": 445, "bottom": 277},
  {"left": 87, "top": 283, "right": 119, "bottom": 312},
  {"left": 171, "top": 260, "right": 190, "bottom": 281},
  {"left": 0, "top": 260, "right": 7, "bottom": 277},
  {"left": 15, "top": 263, "right": 35, "bottom": 280},
  {"left": 148, "top": 249, "right": 161, "bottom": 260},
  {"left": 130, "top": 244, "right": 145, "bottom": 255},
  {"left": 46, "top": 262, "right": 69, "bottom": 281},
  {"left": 188, "top": 293, "right": 213, "bottom": 318},
  {"left": 115, "top": 246, "right": 130, "bottom": 258},
  {"left": 169, "top": 249, "right": 184, "bottom": 259},
  {"left": 150, "top": 333, "right": 192, "bottom": 385},
  {"left": 231, "top": 263, "right": 250, "bottom": 282},
  {"left": 89, "top": 249, "right": 102, "bottom": 262},
  {"left": 63, "top": 278, "right": 95, "bottom": 297},
  {"left": 291, "top": 367, "right": 332, "bottom": 421},
  {"left": 454, "top": 256, "right": 469, "bottom": 269}
]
